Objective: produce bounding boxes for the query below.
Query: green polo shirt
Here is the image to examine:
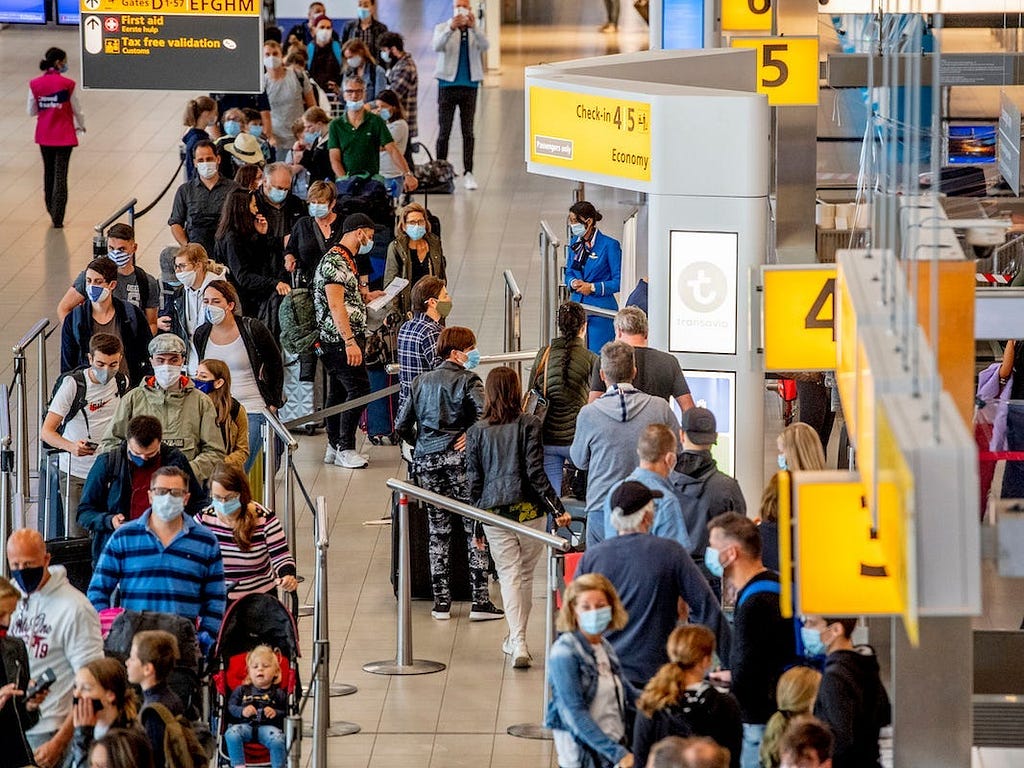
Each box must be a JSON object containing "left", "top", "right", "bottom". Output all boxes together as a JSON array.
[{"left": 326, "top": 110, "right": 394, "bottom": 177}]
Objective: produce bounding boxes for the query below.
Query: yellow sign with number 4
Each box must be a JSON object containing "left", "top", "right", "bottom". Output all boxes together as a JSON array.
[{"left": 731, "top": 36, "right": 819, "bottom": 106}]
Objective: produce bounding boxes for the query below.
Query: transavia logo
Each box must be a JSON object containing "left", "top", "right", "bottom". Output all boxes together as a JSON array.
[{"left": 678, "top": 261, "right": 728, "bottom": 313}]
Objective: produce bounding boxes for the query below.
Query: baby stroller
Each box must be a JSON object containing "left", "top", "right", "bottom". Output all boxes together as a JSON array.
[{"left": 212, "top": 593, "right": 301, "bottom": 767}]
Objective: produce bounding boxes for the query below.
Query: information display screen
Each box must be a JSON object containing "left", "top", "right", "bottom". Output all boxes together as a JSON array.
[
  {"left": 661, "top": 0, "right": 704, "bottom": 50},
  {"left": 945, "top": 124, "right": 997, "bottom": 165},
  {"left": 57, "top": 0, "right": 80, "bottom": 25},
  {"left": 682, "top": 370, "right": 735, "bottom": 475},
  {"left": 0, "top": 0, "right": 46, "bottom": 24}
]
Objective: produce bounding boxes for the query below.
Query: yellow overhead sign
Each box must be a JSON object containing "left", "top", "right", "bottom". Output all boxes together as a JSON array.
[
  {"left": 835, "top": 265, "right": 858, "bottom": 435},
  {"left": 722, "top": 0, "right": 772, "bottom": 31},
  {"left": 730, "top": 36, "right": 819, "bottom": 106},
  {"left": 762, "top": 265, "right": 836, "bottom": 371},
  {"left": 79, "top": 0, "right": 259, "bottom": 15},
  {"left": 528, "top": 86, "right": 652, "bottom": 183}
]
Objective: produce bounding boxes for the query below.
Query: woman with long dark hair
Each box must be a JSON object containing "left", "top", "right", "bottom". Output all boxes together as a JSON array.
[{"left": 466, "top": 366, "right": 570, "bottom": 668}]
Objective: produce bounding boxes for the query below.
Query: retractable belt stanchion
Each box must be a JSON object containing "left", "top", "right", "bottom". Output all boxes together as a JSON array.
[{"left": 306, "top": 496, "right": 360, "bottom": 749}]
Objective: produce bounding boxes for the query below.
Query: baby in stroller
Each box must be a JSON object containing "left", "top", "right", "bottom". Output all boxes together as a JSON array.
[{"left": 223, "top": 645, "right": 288, "bottom": 768}]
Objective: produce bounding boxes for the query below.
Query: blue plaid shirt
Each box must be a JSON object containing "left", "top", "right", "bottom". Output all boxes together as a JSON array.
[{"left": 397, "top": 313, "right": 443, "bottom": 411}]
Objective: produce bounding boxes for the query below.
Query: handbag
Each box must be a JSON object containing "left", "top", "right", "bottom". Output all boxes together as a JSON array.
[{"left": 523, "top": 345, "right": 551, "bottom": 424}]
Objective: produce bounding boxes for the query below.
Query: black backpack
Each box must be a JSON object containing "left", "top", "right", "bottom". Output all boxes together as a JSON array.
[{"left": 46, "top": 365, "right": 129, "bottom": 443}]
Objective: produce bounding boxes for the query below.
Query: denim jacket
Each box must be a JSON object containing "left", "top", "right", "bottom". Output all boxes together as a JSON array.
[{"left": 545, "top": 630, "right": 638, "bottom": 766}]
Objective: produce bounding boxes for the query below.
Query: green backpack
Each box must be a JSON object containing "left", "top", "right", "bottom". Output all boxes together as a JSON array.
[{"left": 278, "top": 287, "right": 319, "bottom": 355}]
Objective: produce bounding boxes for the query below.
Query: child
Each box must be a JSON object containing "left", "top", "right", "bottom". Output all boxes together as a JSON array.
[
  {"left": 224, "top": 646, "right": 288, "bottom": 768},
  {"left": 242, "top": 108, "right": 274, "bottom": 163},
  {"left": 126, "top": 630, "right": 184, "bottom": 716}
]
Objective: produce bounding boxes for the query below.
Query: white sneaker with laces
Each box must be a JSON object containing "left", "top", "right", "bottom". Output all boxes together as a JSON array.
[
  {"left": 334, "top": 449, "right": 369, "bottom": 468},
  {"left": 323, "top": 444, "right": 337, "bottom": 464},
  {"left": 512, "top": 640, "right": 532, "bottom": 669},
  {"left": 463, "top": 172, "right": 478, "bottom": 190}
]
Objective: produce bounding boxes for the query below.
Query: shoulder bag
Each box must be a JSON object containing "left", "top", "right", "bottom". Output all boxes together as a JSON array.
[{"left": 522, "top": 345, "right": 551, "bottom": 424}]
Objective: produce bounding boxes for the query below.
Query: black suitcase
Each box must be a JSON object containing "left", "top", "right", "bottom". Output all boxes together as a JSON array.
[
  {"left": 41, "top": 451, "right": 93, "bottom": 593},
  {"left": 391, "top": 491, "right": 471, "bottom": 601}
]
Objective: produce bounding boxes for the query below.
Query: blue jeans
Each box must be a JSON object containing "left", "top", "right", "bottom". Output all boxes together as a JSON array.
[
  {"left": 741, "top": 723, "right": 766, "bottom": 768},
  {"left": 224, "top": 723, "right": 286, "bottom": 768},
  {"left": 246, "top": 412, "right": 284, "bottom": 474},
  {"left": 542, "top": 444, "right": 572, "bottom": 497}
]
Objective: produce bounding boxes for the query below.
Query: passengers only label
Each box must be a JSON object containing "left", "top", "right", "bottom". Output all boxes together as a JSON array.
[{"left": 528, "top": 86, "right": 652, "bottom": 183}]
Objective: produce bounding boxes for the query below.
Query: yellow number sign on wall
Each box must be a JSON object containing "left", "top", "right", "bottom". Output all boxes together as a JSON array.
[
  {"left": 722, "top": 0, "right": 772, "bottom": 31},
  {"left": 730, "top": 36, "right": 819, "bottom": 106},
  {"left": 762, "top": 265, "right": 837, "bottom": 371}
]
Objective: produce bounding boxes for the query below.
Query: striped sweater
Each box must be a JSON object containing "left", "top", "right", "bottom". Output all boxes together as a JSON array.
[
  {"left": 87, "top": 511, "right": 226, "bottom": 636},
  {"left": 194, "top": 504, "right": 296, "bottom": 600}
]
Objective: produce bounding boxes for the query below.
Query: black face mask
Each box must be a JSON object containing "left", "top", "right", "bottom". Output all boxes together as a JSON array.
[{"left": 12, "top": 566, "right": 45, "bottom": 594}]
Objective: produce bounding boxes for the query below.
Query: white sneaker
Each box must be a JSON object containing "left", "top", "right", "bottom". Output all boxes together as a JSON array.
[
  {"left": 463, "top": 172, "right": 478, "bottom": 190},
  {"left": 323, "top": 444, "right": 337, "bottom": 464},
  {"left": 334, "top": 449, "right": 368, "bottom": 469},
  {"left": 512, "top": 640, "right": 532, "bottom": 669},
  {"left": 502, "top": 636, "right": 514, "bottom": 656}
]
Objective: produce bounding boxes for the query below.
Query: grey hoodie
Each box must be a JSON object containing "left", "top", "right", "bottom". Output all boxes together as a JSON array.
[{"left": 570, "top": 384, "right": 680, "bottom": 546}]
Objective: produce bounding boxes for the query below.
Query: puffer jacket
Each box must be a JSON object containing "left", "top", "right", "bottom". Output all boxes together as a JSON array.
[
  {"left": 531, "top": 336, "right": 597, "bottom": 446},
  {"left": 394, "top": 361, "right": 484, "bottom": 457},
  {"left": 465, "top": 413, "right": 565, "bottom": 515}
]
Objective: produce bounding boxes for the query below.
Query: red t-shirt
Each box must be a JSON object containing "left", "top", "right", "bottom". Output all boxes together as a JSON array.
[{"left": 129, "top": 458, "right": 163, "bottom": 520}]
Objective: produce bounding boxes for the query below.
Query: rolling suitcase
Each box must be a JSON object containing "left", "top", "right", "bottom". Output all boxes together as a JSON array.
[
  {"left": 362, "top": 365, "right": 399, "bottom": 445},
  {"left": 390, "top": 490, "right": 471, "bottom": 601},
  {"left": 278, "top": 351, "right": 318, "bottom": 433},
  {"left": 42, "top": 450, "right": 93, "bottom": 593}
]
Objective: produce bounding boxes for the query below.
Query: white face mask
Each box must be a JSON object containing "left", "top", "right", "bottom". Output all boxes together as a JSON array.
[
  {"left": 153, "top": 365, "right": 180, "bottom": 389},
  {"left": 345, "top": 55, "right": 363, "bottom": 68},
  {"left": 264, "top": 54, "right": 282, "bottom": 69},
  {"left": 316, "top": 28, "right": 332, "bottom": 44},
  {"left": 176, "top": 270, "right": 197, "bottom": 289},
  {"left": 196, "top": 161, "right": 217, "bottom": 180}
]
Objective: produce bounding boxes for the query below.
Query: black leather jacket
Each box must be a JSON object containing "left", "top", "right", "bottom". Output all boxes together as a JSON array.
[
  {"left": 1, "top": 635, "right": 39, "bottom": 767},
  {"left": 466, "top": 414, "right": 565, "bottom": 515},
  {"left": 395, "top": 361, "right": 484, "bottom": 457}
]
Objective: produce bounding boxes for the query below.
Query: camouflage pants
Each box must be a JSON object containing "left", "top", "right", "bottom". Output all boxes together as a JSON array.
[{"left": 414, "top": 449, "right": 491, "bottom": 605}]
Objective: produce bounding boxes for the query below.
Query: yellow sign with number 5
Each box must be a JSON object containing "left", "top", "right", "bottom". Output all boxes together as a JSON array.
[{"left": 731, "top": 36, "right": 819, "bottom": 106}]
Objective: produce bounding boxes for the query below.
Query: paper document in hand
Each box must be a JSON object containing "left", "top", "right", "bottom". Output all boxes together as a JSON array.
[{"left": 367, "top": 277, "right": 410, "bottom": 312}]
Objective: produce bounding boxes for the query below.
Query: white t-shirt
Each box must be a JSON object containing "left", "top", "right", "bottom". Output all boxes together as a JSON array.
[
  {"left": 48, "top": 371, "right": 122, "bottom": 478},
  {"left": 206, "top": 334, "right": 265, "bottom": 414},
  {"left": 379, "top": 118, "right": 409, "bottom": 179},
  {"left": 551, "top": 642, "right": 625, "bottom": 768}
]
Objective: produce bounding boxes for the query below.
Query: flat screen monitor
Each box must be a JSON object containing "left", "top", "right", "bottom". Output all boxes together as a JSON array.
[
  {"left": 662, "top": 0, "right": 704, "bottom": 50},
  {"left": 945, "top": 123, "right": 997, "bottom": 166},
  {"left": 0, "top": 0, "right": 46, "bottom": 24},
  {"left": 56, "top": 0, "right": 78, "bottom": 25}
]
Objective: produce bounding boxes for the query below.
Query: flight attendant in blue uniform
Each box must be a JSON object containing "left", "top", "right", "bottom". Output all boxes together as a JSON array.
[{"left": 565, "top": 201, "right": 621, "bottom": 354}]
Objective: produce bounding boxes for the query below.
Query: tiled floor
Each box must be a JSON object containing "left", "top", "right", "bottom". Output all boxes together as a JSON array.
[{"left": 2, "top": 4, "right": 1024, "bottom": 767}]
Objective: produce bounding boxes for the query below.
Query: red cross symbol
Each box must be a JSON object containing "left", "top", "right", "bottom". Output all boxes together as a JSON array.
[{"left": 104, "top": 16, "right": 119, "bottom": 32}]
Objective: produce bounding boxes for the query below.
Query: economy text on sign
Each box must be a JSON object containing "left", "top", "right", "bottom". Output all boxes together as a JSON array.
[
  {"left": 529, "top": 86, "right": 652, "bottom": 182},
  {"left": 762, "top": 265, "right": 837, "bottom": 371},
  {"left": 81, "top": 0, "right": 259, "bottom": 14},
  {"left": 730, "top": 36, "right": 819, "bottom": 106},
  {"left": 722, "top": 0, "right": 771, "bottom": 32}
]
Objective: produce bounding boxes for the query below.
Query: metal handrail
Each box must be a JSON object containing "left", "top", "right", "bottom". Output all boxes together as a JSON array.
[
  {"left": 504, "top": 270, "right": 524, "bottom": 378},
  {"left": 11, "top": 318, "right": 51, "bottom": 525},
  {"left": 480, "top": 350, "right": 540, "bottom": 365},
  {"left": 0, "top": 385, "right": 12, "bottom": 579},
  {"left": 539, "top": 220, "right": 563, "bottom": 347},
  {"left": 540, "top": 220, "right": 561, "bottom": 248},
  {"left": 503, "top": 269, "right": 522, "bottom": 302},
  {"left": 13, "top": 319, "right": 50, "bottom": 354},
  {"left": 264, "top": 409, "right": 299, "bottom": 449},
  {"left": 261, "top": 410, "right": 300, "bottom": 558},
  {"left": 94, "top": 198, "right": 138, "bottom": 233},
  {"left": 582, "top": 304, "right": 618, "bottom": 320}
]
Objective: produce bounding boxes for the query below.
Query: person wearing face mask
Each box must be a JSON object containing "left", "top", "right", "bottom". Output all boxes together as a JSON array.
[
  {"left": 287, "top": 1, "right": 333, "bottom": 45},
  {"left": 705, "top": 513, "right": 796, "bottom": 768},
  {"left": 87, "top": 466, "right": 227, "bottom": 645},
  {"left": 395, "top": 276, "right": 449, "bottom": 413},
  {"left": 341, "top": 39, "right": 387, "bottom": 102},
  {"left": 214, "top": 107, "right": 248, "bottom": 177},
  {"left": 60, "top": 257, "right": 154, "bottom": 386},
  {"left": 326, "top": 76, "right": 418, "bottom": 190},
  {"left": 293, "top": 107, "right": 333, "bottom": 184},
  {"left": 99, "top": 334, "right": 226, "bottom": 485},
  {"left": 264, "top": 40, "right": 316, "bottom": 160},
  {"left": 192, "top": 281, "right": 285, "bottom": 472},
  {"left": 802, "top": 617, "right": 890, "bottom": 768},
  {"left": 57, "top": 224, "right": 161, "bottom": 335},
  {"left": 195, "top": 359, "right": 249, "bottom": 470},
  {"left": 68, "top": 659, "right": 144, "bottom": 768},
  {"left": 602, "top": 425, "right": 689, "bottom": 549},
  {"left": 157, "top": 243, "right": 232, "bottom": 372},
  {"left": 378, "top": 32, "right": 418, "bottom": 142},
  {"left": 180, "top": 96, "right": 218, "bottom": 182},
  {"left": 29, "top": 46, "right": 85, "bottom": 229},
  {"left": 341, "top": 0, "right": 388, "bottom": 53},
  {"left": 285, "top": 180, "right": 340, "bottom": 288},
  {"left": 79, "top": 415, "right": 205, "bottom": 566},
  {"left": 253, "top": 163, "right": 306, "bottom": 248},
  {"left": 632, "top": 625, "right": 743, "bottom": 768},
  {"left": 194, "top": 463, "right": 297, "bottom": 603},
  {"left": 242, "top": 108, "right": 275, "bottom": 162},
  {"left": 0, "top": 579, "right": 44, "bottom": 768},
  {"left": 566, "top": 201, "right": 621, "bottom": 354},
  {"left": 545, "top": 573, "right": 637, "bottom": 768},
  {"left": 577, "top": 481, "right": 728, "bottom": 690},
  {"left": 383, "top": 202, "right": 446, "bottom": 317},
  {"left": 373, "top": 89, "right": 408, "bottom": 198},
  {"left": 313, "top": 213, "right": 377, "bottom": 468},
  {"left": 669, "top": 408, "right": 747, "bottom": 569},
  {"left": 6, "top": 528, "right": 104, "bottom": 768},
  {"left": 41, "top": 334, "right": 128, "bottom": 533},
  {"left": 168, "top": 140, "right": 240, "bottom": 258},
  {"left": 306, "top": 15, "right": 343, "bottom": 93},
  {"left": 223, "top": 131, "right": 267, "bottom": 173},
  {"left": 394, "top": 326, "right": 498, "bottom": 621}
]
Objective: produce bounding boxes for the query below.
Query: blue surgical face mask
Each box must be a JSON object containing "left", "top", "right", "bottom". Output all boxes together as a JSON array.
[
  {"left": 777, "top": 454, "right": 788, "bottom": 470},
  {"left": 703, "top": 546, "right": 725, "bottom": 578},
  {"left": 87, "top": 285, "right": 110, "bottom": 304},
  {"left": 224, "top": 120, "right": 242, "bottom": 137},
  {"left": 464, "top": 348, "right": 480, "bottom": 370},
  {"left": 380, "top": 49, "right": 391, "bottom": 63},
  {"left": 92, "top": 366, "right": 111, "bottom": 385},
  {"left": 405, "top": 224, "right": 426, "bottom": 241},
  {"left": 356, "top": 6, "right": 371, "bottom": 19},
  {"left": 59, "top": 64, "right": 69, "bottom": 73},
  {"left": 346, "top": 99, "right": 365, "bottom": 112},
  {"left": 267, "top": 186, "right": 288, "bottom": 204},
  {"left": 213, "top": 497, "right": 242, "bottom": 517},
  {"left": 379, "top": 107, "right": 391, "bottom": 121},
  {"left": 303, "top": 130, "right": 320, "bottom": 145},
  {"left": 193, "top": 379, "right": 216, "bottom": 394},
  {"left": 801, "top": 625, "right": 827, "bottom": 657},
  {"left": 358, "top": 236, "right": 374, "bottom": 255},
  {"left": 308, "top": 202, "right": 329, "bottom": 218},
  {"left": 151, "top": 493, "right": 184, "bottom": 522},
  {"left": 248, "top": 125, "right": 263, "bottom": 138},
  {"left": 577, "top": 606, "right": 612, "bottom": 635},
  {"left": 127, "top": 450, "right": 147, "bottom": 467},
  {"left": 569, "top": 222, "right": 586, "bottom": 238}
]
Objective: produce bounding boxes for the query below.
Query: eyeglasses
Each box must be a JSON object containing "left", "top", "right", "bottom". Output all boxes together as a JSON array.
[
  {"left": 150, "top": 488, "right": 186, "bottom": 498},
  {"left": 343, "top": 89, "right": 365, "bottom": 96},
  {"left": 211, "top": 492, "right": 241, "bottom": 503}
]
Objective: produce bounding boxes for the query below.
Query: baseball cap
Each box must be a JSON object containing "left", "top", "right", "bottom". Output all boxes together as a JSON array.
[
  {"left": 342, "top": 213, "right": 376, "bottom": 234},
  {"left": 609, "top": 480, "right": 663, "bottom": 528},
  {"left": 680, "top": 407, "right": 718, "bottom": 445}
]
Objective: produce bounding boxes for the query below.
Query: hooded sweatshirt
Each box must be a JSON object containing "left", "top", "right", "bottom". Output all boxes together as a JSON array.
[
  {"left": 569, "top": 384, "right": 680, "bottom": 546},
  {"left": 813, "top": 646, "right": 892, "bottom": 768},
  {"left": 8, "top": 566, "right": 104, "bottom": 735},
  {"left": 632, "top": 682, "right": 743, "bottom": 768},
  {"left": 671, "top": 450, "right": 747, "bottom": 556}
]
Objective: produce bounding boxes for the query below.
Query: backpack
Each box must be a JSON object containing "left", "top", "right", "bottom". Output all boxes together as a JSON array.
[
  {"left": 140, "top": 702, "right": 211, "bottom": 768},
  {"left": 46, "top": 365, "right": 129, "bottom": 440},
  {"left": 278, "top": 287, "right": 319, "bottom": 355}
]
